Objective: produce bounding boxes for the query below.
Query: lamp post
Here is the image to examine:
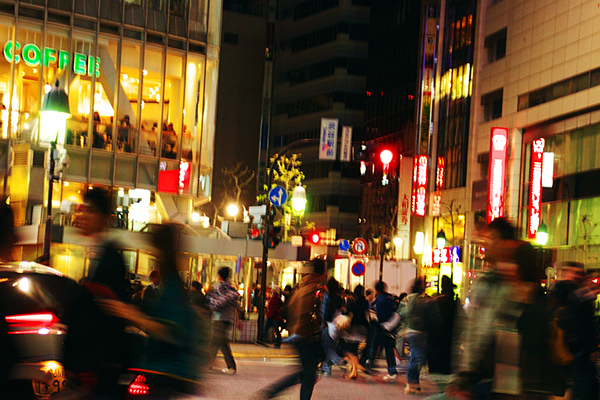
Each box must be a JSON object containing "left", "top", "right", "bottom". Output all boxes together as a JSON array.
[
  {"left": 226, "top": 203, "right": 240, "bottom": 221},
  {"left": 257, "top": 138, "right": 318, "bottom": 343},
  {"left": 436, "top": 229, "right": 446, "bottom": 249},
  {"left": 40, "top": 80, "right": 70, "bottom": 263}
]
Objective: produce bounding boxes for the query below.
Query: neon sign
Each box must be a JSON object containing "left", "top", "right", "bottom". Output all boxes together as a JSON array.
[
  {"left": 412, "top": 155, "right": 428, "bottom": 217},
  {"left": 528, "top": 138, "right": 544, "bottom": 239},
  {"left": 487, "top": 127, "right": 508, "bottom": 223},
  {"left": 432, "top": 246, "right": 461, "bottom": 264},
  {"left": 3, "top": 41, "right": 100, "bottom": 77}
]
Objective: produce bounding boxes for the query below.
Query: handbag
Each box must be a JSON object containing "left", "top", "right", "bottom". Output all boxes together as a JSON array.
[{"left": 380, "top": 312, "right": 401, "bottom": 332}]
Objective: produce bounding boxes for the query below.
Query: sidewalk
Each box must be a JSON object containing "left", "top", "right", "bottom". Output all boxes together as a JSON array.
[{"left": 228, "top": 342, "right": 297, "bottom": 358}]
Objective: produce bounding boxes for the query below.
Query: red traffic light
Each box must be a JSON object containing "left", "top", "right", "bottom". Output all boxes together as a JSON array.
[
  {"left": 380, "top": 149, "right": 393, "bottom": 165},
  {"left": 309, "top": 232, "right": 321, "bottom": 245},
  {"left": 251, "top": 228, "right": 261, "bottom": 239}
]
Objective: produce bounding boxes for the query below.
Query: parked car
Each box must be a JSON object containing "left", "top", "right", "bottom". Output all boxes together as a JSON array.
[{"left": 0, "top": 262, "right": 81, "bottom": 398}]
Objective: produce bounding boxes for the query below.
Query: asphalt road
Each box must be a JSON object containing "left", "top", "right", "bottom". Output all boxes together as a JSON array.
[{"left": 201, "top": 357, "right": 445, "bottom": 399}]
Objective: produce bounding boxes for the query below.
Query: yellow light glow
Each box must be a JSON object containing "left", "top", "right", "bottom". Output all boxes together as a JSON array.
[
  {"left": 88, "top": 186, "right": 93, "bottom": 189},
  {"left": 143, "top": 70, "right": 148, "bottom": 76},
  {"left": 122, "top": 74, "right": 128, "bottom": 80},
  {"left": 64, "top": 181, "right": 69, "bottom": 187}
]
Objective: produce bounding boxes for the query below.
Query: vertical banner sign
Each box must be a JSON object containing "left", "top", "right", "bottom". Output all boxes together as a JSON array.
[
  {"left": 398, "top": 156, "right": 413, "bottom": 258},
  {"left": 487, "top": 128, "right": 508, "bottom": 223},
  {"left": 432, "top": 157, "right": 445, "bottom": 216},
  {"left": 412, "top": 155, "right": 429, "bottom": 217},
  {"left": 319, "top": 118, "right": 338, "bottom": 160},
  {"left": 417, "top": 5, "right": 438, "bottom": 156},
  {"left": 411, "top": 157, "right": 418, "bottom": 214},
  {"left": 340, "top": 126, "right": 353, "bottom": 162},
  {"left": 528, "top": 138, "right": 545, "bottom": 239}
]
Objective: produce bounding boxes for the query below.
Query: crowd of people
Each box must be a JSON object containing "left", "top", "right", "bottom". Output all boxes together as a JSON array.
[{"left": 0, "top": 189, "right": 599, "bottom": 399}]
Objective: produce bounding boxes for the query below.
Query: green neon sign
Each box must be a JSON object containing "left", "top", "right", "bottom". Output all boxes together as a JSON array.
[{"left": 3, "top": 41, "right": 100, "bottom": 77}]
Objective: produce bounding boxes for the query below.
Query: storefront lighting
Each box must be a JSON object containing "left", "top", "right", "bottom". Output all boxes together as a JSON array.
[
  {"left": 44, "top": 83, "right": 51, "bottom": 93},
  {"left": 118, "top": 188, "right": 124, "bottom": 197},
  {"left": 63, "top": 181, "right": 69, "bottom": 187},
  {"left": 88, "top": 186, "right": 93, "bottom": 190},
  {"left": 393, "top": 237, "right": 402, "bottom": 247},
  {"left": 122, "top": 74, "right": 128, "bottom": 80},
  {"left": 414, "top": 231, "right": 425, "bottom": 254},
  {"left": 156, "top": 94, "right": 160, "bottom": 102},
  {"left": 143, "top": 69, "right": 148, "bottom": 76},
  {"left": 191, "top": 212, "right": 200, "bottom": 222},
  {"left": 227, "top": 203, "right": 239, "bottom": 218}
]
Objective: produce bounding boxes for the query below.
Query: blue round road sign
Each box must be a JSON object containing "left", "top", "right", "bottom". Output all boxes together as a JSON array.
[
  {"left": 268, "top": 185, "right": 288, "bottom": 207},
  {"left": 339, "top": 239, "right": 350, "bottom": 252},
  {"left": 352, "top": 261, "right": 365, "bottom": 277}
]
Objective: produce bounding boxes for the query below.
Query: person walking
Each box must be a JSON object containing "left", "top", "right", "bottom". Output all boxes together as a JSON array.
[
  {"left": 320, "top": 277, "right": 346, "bottom": 375},
  {"left": 372, "top": 281, "right": 400, "bottom": 381},
  {"left": 251, "top": 258, "right": 326, "bottom": 400},
  {"left": 206, "top": 266, "right": 240, "bottom": 374},
  {"left": 142, "top": 270, "right": 161, "bottom": 313},
  {"left": 427, "top": 275, "right": 458, "bottom": 375},
  {"left": 549, "top": 261, "right": 599, "bottom": 400},
  {"left": 264, "top": 287, "right": 283, "bottom": 348}
]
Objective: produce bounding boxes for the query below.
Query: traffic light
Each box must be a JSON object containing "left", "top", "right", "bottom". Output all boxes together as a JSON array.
[
  {"left": 267, "top": 226, "right": 281, "bottom": 249},
  {"left": 308, "top": 232, "right": 321, "bottom": 245},
  {"left": 249, "top": 226, "right": 262, "bottom": 240}
]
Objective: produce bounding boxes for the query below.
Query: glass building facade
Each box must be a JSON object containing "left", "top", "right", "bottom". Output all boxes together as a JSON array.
[{"left": 0, "top": 0, "right": 221, "bottom": 229}]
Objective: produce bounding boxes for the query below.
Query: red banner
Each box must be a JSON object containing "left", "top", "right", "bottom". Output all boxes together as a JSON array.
[
  {"left": 487, "top": 128, "right": 508, "bottom": 223},
  {"left": 412, "top": 155, "right": 428, "bottom": 217},
  {"left": 528, "top": 138, "right": 545, "bottom": 239}
]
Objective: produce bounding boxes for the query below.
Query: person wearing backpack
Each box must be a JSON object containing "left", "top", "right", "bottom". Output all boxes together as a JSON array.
[
  {"left": 251, "top": 258, "right": 326, "bottom": 400},
  {"left": 206, "top": 266, "right": 241, "bottom": 375}
]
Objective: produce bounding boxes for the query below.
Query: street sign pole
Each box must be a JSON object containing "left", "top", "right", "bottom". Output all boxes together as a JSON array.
[{"left": 257, "top": 138, "right": 319, "bottom": 343}]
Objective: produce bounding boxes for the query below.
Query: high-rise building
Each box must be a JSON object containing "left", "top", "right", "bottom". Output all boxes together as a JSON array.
[
  {"left": 0, "top": 0, "right": 221, "bottom": 260},
  {"left": 270, "top": 0, "right": 369, "bottom": 239},
  {"left": 470, "top": 0, "right": 600, "bottom": 272}
]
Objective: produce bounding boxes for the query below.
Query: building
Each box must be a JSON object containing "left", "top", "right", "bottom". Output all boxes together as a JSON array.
[
  {"left": 269, "top": 0, "right": 369, "bottom": 240},
  {"left": 214, "top": 0, "right": 266, "bottom": 207},
  {"left": 469, "top": 0, "right": 600, "bottom": 273},
  {"left": 0, "top": 0, "right": 221, "bottom": 268}
]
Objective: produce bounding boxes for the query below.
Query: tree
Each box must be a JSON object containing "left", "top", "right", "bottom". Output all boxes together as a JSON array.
[
  {"left": 203, "top": 162, "right": 256, "bottom": 226},
  {"left": 259, "top": 153, "right": 310, "bottom": 240}
]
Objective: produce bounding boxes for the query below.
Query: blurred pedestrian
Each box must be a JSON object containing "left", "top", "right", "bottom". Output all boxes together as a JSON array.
[
  {"left": 321, "top": 277, "right": 347, "bottom": 375},
  {"left": 142, "top": 270, "right": 161, "bottom": 313},
  {"left": 206, "top": 266, "right": 240, "bottom": 374},
  {"left": 427, "top": 275, "right": 458, "bottom": 375},
  {"left": 97, "top": 223, "right": 202, "bottom": 398},
  {"left": 453, "top": 217, "right": 553, "bottom": 399},
  {"left": 341, "top": 285, "right": 369, "bottom": 379},
  {"left": 264, "top": 287, "right": 283, "bottom": 348},
  {"left": 369, "top": 281, "right": 399, "bottom": 382},
  {"left": 80, "top": 190, "right": 129, "bottom": 301},
  {"left": 251, "top": 258, "right": 326, "bottom": 400},
  {"left": 359, "top": 287, "right": 378, "bottom": 370},
  {"left": 548, "top": 261, "right": 599, "bottom": 400}
]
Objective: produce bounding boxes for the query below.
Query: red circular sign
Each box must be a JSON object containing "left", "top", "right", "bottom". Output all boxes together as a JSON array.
[{"left": 352, "top": 238, "right": 367, "bottom": 255}]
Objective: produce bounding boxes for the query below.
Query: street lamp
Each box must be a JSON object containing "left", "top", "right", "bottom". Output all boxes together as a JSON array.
[
  {"left": 436, "top": 229, "right": 446, "bottom": 249},
  {"left": 536, "top": 222, "right": 548, "bottom": 246},
  {"left": 291, "top": 185, "right": 306, "bottom": 214},
  {"left": 227, "top": 203, "right": 239, "bottom": 220},
  {"left": 40, "top": 80, "right": 70, "bottom": 262}
]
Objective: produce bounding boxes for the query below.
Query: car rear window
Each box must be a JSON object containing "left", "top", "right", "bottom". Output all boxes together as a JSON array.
[{"left": 0, "top": 272, "right": 85, "bottom": 322}]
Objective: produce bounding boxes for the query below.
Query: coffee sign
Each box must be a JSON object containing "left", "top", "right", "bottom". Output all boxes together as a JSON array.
[{"left": 4, "top": 41, "right": 100, "bottom": 77}]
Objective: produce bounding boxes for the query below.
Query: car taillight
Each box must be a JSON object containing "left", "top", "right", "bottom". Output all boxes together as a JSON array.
[
  {"left": 5, "top": 312, "right": 58, "bottom": 327},
  {"left": 128, "top": 374, "right": 149, "bottom": 395}
]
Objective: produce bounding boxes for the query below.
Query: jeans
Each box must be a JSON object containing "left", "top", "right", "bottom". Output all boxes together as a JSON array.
[
  {"left": 321, "top": 326, "right": 343, "bottom": 372},
  {"left": 406, "top": 331, "right": 427, "bottom": 384},
  {"left": 262, "top": 336, "right": 323, "bottom": 400},
  {"left": 368, "top": 327, "right": 397, "bottom": 375},
  {"left": 264, "top": 319, "right": 282, "bottom": 346},
  {"left": 208, "top": 320, "right": 236, "bottom": 370}
]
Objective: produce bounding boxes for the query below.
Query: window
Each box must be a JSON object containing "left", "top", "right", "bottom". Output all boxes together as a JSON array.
[
  {"left": 140, "top": 47, "right": 165, "bottom": 158},
  {"left": 481, "top": 89, "right": 503, "bottom": 121},
  {"left": 485, "top": 28, "right": 507, "bottom": 63}
]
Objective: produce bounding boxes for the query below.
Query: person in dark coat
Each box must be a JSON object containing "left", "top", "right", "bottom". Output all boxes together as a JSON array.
[{"left": 427, "top": 275, "right": 457, "bottom": 374}]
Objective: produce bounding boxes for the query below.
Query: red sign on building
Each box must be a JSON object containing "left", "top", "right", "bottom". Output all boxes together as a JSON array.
[
  {"left": 412, "top": 155, "right": 428, "bottom": 217},
  {"left": 487, "top": 128, "right": 508, "bottom": 223},
  {"left": 528, "top": 138, "right": 545, "bottom": 239},
  {"left": 436, "top": 157, "right": 445, "bottom": 191}
]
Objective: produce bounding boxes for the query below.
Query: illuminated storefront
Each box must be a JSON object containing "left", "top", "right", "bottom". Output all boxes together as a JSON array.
[{"left": 0, "top": 1, "right": 221, "bottom": 229}]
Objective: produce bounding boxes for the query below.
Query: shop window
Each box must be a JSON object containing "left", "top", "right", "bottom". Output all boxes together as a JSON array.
[
  {"left": 485, "top": 28, "right": 507, "bottom": 63},
  {"left": 140, "top": 47, "right": 164, "bottom": 158},
  {"left": 189, "top": 0, "right": 209, "bottom": 41},
  {"left": 0, "top": 23, "right": 14, "bottom": 139},
  {"left": 117, "top": 41, "right": 141, "bottom": 154},
  {"left": 92, "top": 36, "right": 119, "bottom": 151},
  {"left": 184, "top": 55, "right": 205, "bottom": 164},
  {"left": 481, "top": 89, "right": 503, "bottom": 121},
  {"left": 165, "top": 52, "right": 185, "bottom": 160}
]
